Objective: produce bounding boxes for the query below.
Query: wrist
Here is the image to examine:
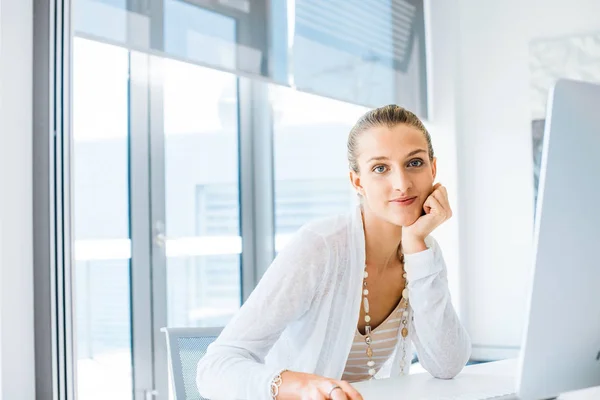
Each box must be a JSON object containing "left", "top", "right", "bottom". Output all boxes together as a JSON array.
[
  {"left": 273, "top": 370, "right": 301, "bottom": 400},
  {"left": 271, "top": 369, "right": 289, "bottom": 399},
  {"left": 402, "top": 237, "right": 427, "bottom": 254}
]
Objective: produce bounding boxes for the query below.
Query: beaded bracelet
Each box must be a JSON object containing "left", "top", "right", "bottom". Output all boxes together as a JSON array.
[{"left": 269, "top": 369, "right": 288, "bottom": 399}]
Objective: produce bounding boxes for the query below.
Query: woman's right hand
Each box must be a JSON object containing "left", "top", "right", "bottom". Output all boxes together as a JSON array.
[{"left": 276, "top": 371, "right": 364, "bottom": 400}]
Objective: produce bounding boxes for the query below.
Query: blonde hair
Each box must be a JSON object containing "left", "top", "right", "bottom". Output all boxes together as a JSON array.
[{"left": 347, "top": 104, "right": 434, "bottom": 173}]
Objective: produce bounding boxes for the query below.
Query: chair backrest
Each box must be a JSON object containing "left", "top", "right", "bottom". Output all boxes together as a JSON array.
[{"left": 161, "top": 327, "right": 223, "bottom": 400}]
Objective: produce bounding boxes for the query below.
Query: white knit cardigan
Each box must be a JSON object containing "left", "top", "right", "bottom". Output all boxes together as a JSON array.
[{"left": 196, "top": 206, "right": 471, "bottom": 399}]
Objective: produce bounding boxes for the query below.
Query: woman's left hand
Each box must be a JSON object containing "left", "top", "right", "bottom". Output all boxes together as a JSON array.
[{"left": 402, "top": 183, "right": 452, "bottom": 254}]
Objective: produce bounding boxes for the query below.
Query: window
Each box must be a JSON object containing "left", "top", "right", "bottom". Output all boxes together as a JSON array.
[
  {"left": 275, "top": 180, "right": 355, "bottom": 235},
  {"left": 163, "top": 60, "right": 242, "bottom": 328},
  {"left": 271, "top": 85, "right": 368, "bottom": 244},
  {"left": 73, "top": 37, "right": 132, "bottom": 400},
  {"left": 58, "top": 1, "right": 429, "bottom": 399}
]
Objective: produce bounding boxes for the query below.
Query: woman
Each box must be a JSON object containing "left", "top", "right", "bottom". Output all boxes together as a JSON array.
[{"left": 196, "top": 105, "right": 471, "bottom": 400}]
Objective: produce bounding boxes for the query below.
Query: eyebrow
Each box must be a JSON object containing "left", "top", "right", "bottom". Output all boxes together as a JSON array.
[{"left": 366, "top": 149, "right": 427, "bottom": 163}]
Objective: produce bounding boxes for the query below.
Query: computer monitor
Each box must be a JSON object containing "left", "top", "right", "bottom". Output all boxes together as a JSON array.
[{"left": 516, "top": 79, "right": 600, "bottom": 399}]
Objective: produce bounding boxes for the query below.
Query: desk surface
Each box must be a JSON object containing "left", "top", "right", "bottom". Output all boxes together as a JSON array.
[{"left": 352, "top": 359, "right": 600, "bottom": 399}]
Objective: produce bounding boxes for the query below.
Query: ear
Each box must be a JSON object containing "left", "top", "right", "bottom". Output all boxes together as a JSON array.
[
  {"left": 349, "top": 170, "right": 363, "bottom": 195},
  {"left": 431, "top": 157, "right": 437, "bottom": 181}
]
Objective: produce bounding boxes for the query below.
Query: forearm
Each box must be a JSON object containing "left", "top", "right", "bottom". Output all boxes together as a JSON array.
[
  {"left": 409, "top": 284, "right": 471, "bottom": 379},
  {"left": 197, "top": 347, "right": 281, "bottom": 400},
  {"left": 404, "top": 239, "right": 471, "bottom": 379}
]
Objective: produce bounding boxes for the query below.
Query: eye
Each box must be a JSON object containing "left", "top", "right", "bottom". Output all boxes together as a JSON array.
[
  {"left": 372, "top": 165, "right": 387, "bottom": 174},
  {"left": 407, "top": 159, "right": 424, "bottom": 168}
]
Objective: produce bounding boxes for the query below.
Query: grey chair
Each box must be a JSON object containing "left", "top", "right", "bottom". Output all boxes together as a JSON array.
[{"left": 161, "top": 327, "right": 223, "bottom": 400}]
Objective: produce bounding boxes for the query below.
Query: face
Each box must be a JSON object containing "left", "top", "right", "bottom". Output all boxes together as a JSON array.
[{"left": 350, "top": 124, "right": 437, "bottom": 227}]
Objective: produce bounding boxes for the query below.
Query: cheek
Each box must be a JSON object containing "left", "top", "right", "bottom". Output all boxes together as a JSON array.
[
  {"left": 362, "top": 177, "right": 392, "bottom": 205},
  {"left": 367, "top": 176, "right": 393, "bottom": 197},
  {"left": 415, "top": 172, "right": 434, "bottom": 189}
]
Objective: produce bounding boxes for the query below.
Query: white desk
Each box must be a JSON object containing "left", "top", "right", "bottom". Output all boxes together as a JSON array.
[{"left": 352, "top": 359, "right": 600, "bottom": 399}]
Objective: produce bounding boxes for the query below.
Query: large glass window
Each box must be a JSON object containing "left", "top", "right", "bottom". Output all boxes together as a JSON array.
[
  {"left": 67, "top": 1, "right": 431, "bottom": 399},
  {"left": 73, "top": 38, "right": 132, "bottom": 400},
  {"left": 271, "top": 86, "right": 368, "bottom": 249},
  {"left": 163, "top": 60, "right": 242, "bottom": 328}
]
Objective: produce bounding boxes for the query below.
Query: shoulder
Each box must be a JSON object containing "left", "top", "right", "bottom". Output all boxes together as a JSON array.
[
  {"left": 278, "top": 210, "right": 354, "bottom": 261},
  {"left": 298, "top": 210, "right": 354, "bottom": 246}
]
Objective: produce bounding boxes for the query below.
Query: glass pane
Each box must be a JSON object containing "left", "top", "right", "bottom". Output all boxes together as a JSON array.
[
  {"left": 272, "top": 85, "right": 368, "bottom": 250},
  {"left": 74, "top": 0, "right": 146, "bottom": 46},
  {"left": 163, "top": 0, "right": 274, "bottom": 78},
  {"left": 165, "top": 1, "right": 240, "bottom": 69},
  {"left": 162, "top": 58, "right": 242, "bottom": 328},
  {"left": 293, "top": 0, "right": 427, "bottom": 112},
  {"left": 73, "top": 38, "right": 132, "bottom": 400},
  {"left": 75, "top": 0, "right": 274, "bottom": 81}
]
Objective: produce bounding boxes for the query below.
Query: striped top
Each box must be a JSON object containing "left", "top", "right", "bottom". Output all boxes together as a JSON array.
[{"left": 341, "top": 300, "right": 404, "bottom": 382}]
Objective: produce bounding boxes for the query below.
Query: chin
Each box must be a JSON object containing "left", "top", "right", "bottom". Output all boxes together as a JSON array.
[{"left": 386, "top": 210, "right": 421, "bottom": 227}]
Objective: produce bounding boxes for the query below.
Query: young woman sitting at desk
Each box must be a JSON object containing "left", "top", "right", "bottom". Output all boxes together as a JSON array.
[{"left": 196, "top": 105, "right": 471, "bottom": 400}]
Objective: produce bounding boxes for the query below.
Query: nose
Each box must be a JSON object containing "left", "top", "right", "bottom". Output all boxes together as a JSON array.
[{"left": 392, "top": 169, "right": 412, "bottom": 193}]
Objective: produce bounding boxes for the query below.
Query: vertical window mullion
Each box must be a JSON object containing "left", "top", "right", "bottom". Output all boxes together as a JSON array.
[
  {"left": 129, "top": 51, "right": 156, "bottom": 400},
  {"left": 238, "top": 78, "right": 276, "bottom": 301}
]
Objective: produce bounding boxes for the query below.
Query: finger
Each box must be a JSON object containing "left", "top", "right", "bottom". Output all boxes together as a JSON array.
[
  {"left": 433, "top": 184, "right": 448, "bottom": 200},
  {"left": 337, "top": 381, "right": 363, "bottom": 400},
  {"left": 432, "top": 182, "right": 442, "bottom": 192},
  {"left": 431, "top": 190, "right": 449, "bottom": 211},
  {"left": 431, "top": 188, "right": 452, "bottom": 219},
  {"left": 331, "top": 391, "right": 348, "bottom": 400},
  {"left": 329, "top": 385, "right": 348, "bottom": 400},
  {"left": 424, "top": 196, "right": 447, "bottom": 219},
  {"left": 438, "top": 185, "right": 448, "bottom": 199},
  {"left": 307, "top": 387, "right": 327, "bottom": 400},
  {"left": 319, "top": 381, "right": 347, "bottom": 400},
  {"left": 422, "top": 197, "right": 433, "bottom": 214}
]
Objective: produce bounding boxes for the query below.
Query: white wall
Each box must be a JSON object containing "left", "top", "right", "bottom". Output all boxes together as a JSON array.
[
  {"left": 0, "top": 0, "right": 36, "bottom": 397},
  {"left": 424, "top": 0, "right": 463, "bottom": 318},
  {"left": 449, "top": 0, "right": 600, "bottom": 359}
]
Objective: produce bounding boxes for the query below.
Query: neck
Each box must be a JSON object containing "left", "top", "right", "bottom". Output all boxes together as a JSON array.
[{"left": 361, "top": 205, "right": 403, "bottom": 275}]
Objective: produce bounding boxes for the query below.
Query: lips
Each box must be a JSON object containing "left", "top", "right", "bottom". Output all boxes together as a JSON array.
[{"left": 390, "top": 196, "right": 417, "bottom": 206}]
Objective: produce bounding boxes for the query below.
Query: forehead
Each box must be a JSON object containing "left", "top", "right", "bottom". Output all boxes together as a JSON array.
[{"left": 356, "top": 124, "right": 427, "bottom": 159}]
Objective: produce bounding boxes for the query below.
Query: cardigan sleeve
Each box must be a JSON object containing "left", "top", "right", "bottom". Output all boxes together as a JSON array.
[
  {"left": 196, "top": 227, "right": 329, "bottom": 400},
  {"left": 404, "top": 236, "right": 472, "bottom": 379}
]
